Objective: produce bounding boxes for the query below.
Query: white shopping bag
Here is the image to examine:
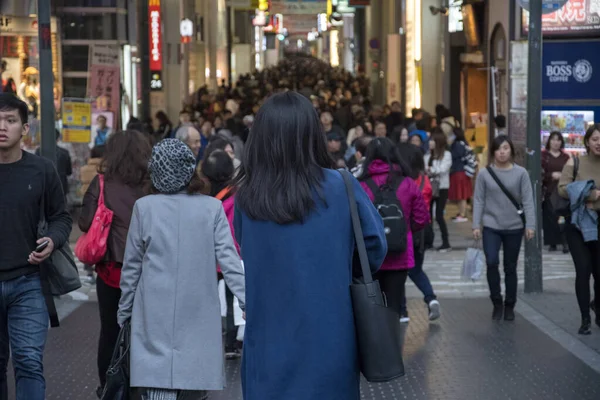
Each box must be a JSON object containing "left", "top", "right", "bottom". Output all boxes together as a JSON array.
[
  {"left": 461, "top": 244, "right": 486, "bottom": 281},
  {"left": 219, "top": 261, "right": 246, "bottom": 324}
]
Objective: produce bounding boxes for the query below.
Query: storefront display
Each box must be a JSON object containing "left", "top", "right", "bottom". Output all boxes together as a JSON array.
[{"left": 541, "top": 110, "right": 593, "bottom": 152}]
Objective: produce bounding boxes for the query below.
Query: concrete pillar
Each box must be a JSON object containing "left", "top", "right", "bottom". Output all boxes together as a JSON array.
[{"left": 421, "top": 0, "right": 443, "bottom": 113}]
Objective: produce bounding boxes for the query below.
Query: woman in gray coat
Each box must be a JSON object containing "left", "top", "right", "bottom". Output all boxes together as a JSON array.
[{"left": 117, "top": 139, "right": 246, "bottom": 400}]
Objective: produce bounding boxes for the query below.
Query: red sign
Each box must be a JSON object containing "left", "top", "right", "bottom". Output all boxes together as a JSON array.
[
  {"left": 149, "top": 0, "right": 162, "bottom": 71},
  {"left": 523, "top": 0, "right": 600, "bottom": 36},
  {"left": 349, "top": 0, "right": 370, "bottom": 5}
]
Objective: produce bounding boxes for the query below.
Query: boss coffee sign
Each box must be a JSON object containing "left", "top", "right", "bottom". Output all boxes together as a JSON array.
[{"left": 543, "top": 41, "right": 600, "bottom": 100}]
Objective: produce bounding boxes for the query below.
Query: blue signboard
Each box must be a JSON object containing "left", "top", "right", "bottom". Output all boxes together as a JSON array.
[{"left": 543, "top": 40, "right": 600, "bottom": 100}]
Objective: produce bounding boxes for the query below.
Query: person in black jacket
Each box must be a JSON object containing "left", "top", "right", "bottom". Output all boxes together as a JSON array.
[
  {"left": 0, "top": 93, "right": 72, "bottom": 400},
  {"left": 35, "top": 130, "right": 72, "bottom": 200}
]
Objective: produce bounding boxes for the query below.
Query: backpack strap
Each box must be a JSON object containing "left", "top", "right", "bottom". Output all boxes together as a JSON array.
[
  {"left": 573, "top": 156, "right": 579, "bottom": 181},
  {"left": 365, "top": 178, "right": 382, "bottom": 203}
]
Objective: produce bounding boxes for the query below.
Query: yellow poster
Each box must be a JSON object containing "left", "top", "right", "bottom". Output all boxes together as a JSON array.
[{"left": 62, "top": 99, "right": 92, "bottom": 143}]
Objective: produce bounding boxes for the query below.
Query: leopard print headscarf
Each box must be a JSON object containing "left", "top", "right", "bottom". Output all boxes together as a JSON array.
[{"left": 148, "top": 139, "right": 197, "bottom": 194}]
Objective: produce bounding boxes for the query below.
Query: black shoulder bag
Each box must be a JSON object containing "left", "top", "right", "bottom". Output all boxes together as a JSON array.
[
  {"left": 486, "top": 166, "right": 526, "bottom": 226},
  {"left": 339, "top": 170, "right": 405, "bottom": 383}
]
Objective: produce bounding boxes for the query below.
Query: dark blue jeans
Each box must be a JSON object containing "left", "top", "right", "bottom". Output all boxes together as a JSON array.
[
  {"left": 402, "top": 249, "right": 437, "bottom": 313},
  {"left": 0, "top": 272, "right": 48, "bottom": 400},
  {"left": 482, "top": 227, "right": 524, "bottom": 307}
]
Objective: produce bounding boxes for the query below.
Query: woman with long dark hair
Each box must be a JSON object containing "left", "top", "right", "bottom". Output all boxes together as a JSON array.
[
  {"left": 233, "top": 91, "right": 387, "bottom": 400},
  {"left": 78, "top": 130, "right": 151, "bottom": 398},
  {"left": 542, "top": 131, "right": 570, "bottom": 252},
  {"left": 473, "top": 135, "right": 536, "bottom": 321},
  {"left": 425, "top": 129, "right": 453, "bottom": 251},
  {"left": 358, "top": 139, "right": 430, "bottom": 323},
  {"left": 448, "top": 127, "right": 475, "bottom": 222}
]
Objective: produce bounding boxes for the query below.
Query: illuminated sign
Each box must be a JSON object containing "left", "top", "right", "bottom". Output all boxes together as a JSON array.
[
  {"left": 150, "top": 71, "right": 163, "bottom": 91},
  {"left": 180, "top": 18, "right": 193, "bottom": 43},
  {"left": 522, "top": 0, "right": 600, "bottom": 36},
  {"left": 149, "top": 0, "right": 162, "bottom": 72}
]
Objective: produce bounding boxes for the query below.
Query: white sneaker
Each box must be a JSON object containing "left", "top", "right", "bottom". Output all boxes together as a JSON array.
[
  {"left": 452, "top": 216, "right": 469, "bottom": 223},
  {"left": 400, "top": 313, "right": 410, "bottom": 323},
  {"left": 428, "top": 300, "right": 441, "bottom": 321}
]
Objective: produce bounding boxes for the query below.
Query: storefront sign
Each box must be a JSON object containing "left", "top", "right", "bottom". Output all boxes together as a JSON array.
[
  {"left": 522, "top": 0, "right": 600, "bottom": 36},
  {"left": 62, "top": 99, "right": 92, "bottom": 143},
  {"left": 0, "top": 16, "right": 57, "bottom": 35},
  {"left": 87, "top": 45, "right": 121, "bottom": 119},
  {"left": 150, "top": 71, "right": 163, "bottom": 91},
  {"left": 543, "top": 41, "right": 600, "bottom": 100},
  {"left": 271, "top": 0, "right": 327, "bottom": 15},
  {"left": 448, "top": 1, "right": 463, "bottom": 32},
  {"left": 149, "top": 0, "right": 163, "bottom": 72}
]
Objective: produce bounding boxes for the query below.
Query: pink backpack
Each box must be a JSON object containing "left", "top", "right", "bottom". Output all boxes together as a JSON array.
[{"left": 75, "top": 175, "right": 114, "bottom": 265}]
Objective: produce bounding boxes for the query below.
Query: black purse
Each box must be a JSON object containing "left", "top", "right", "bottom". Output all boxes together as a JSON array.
[
  {"left": 101, "top": 320, "right": 131, "bottom": 400},
  {"left": 339, "top": 170, "right": 405, "bottom": 383}
]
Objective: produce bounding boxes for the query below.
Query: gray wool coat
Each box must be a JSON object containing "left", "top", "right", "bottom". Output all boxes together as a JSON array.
[{"left": 117, "top": 193, "right": 246, "bottom": 391}]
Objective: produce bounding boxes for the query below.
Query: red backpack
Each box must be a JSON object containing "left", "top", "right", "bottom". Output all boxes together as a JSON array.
[{"left": 75, "top": 175, "right": 114, "bottom": 265}]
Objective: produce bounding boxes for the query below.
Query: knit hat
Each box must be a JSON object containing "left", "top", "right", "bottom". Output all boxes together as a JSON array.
[{"left": 148, "top": 139, "right": 197, "bottom": 194}]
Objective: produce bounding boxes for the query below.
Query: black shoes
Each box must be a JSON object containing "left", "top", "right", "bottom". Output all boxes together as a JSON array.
[
  {"left": 579, "top": 318, "right": 592, "bottom": 335},
  {"left": 504, "top": 306, "right": 515, "bottom": 321},
  {"left": 492, "top": 304, "right": 503, "bottom": 320}
]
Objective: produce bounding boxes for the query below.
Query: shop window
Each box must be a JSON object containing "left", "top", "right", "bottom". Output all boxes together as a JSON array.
[
  {"left": 63, "top": 77, "right": 88, "bottom": 99},
  {"left": 62, "top": 45, "right": 89, "bottom": 72},
  {"left": 62, "top": 14, "right": 118, "bottom": 40}
]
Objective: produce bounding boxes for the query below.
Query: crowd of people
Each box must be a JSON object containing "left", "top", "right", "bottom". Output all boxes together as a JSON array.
[{"left": 1, "top": 54, "right": 600, "bottom": 400}]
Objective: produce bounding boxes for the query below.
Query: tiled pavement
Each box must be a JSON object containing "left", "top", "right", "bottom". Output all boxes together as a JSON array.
[
  {"left": 8, "top": 299, "right": 600, "bottom": 400},
  {"left": 8, "top": 212, "right": 595, "bottom": 399}
]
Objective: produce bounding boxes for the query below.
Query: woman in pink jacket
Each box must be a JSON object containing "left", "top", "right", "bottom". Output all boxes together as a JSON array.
[
  {"left": 201, "top": 149, "right": 242, "bottom": 359},
  {"left": 358, "top": 137, "right": 430, "bottom": 319}
]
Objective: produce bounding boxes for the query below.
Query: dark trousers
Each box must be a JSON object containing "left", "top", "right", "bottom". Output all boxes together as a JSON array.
[
  {"left": 96, "top": 277, "right": 122, "bottom": 388},
  {"left": 430, "top": 189, "right": 450, "bottom": 247},
  {"left": 401, "top": 249, "right": 437, "bottom": 313},
  {"left": 565, "top": 222, "right": 600, "bottom": 320},
  {"left": 224, "top": 284, "right": 237, "bottom": 350},
  {"left": 482, "top": 227, "right": 524, "bottom": 307},
  {"left": 542, "top": 199, "right": 567, "bottom": 247},
  {"left": 374, "top": 270, "right": 408, "bottom": 317}
]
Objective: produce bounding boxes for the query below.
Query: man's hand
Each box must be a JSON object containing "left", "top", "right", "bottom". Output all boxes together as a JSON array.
[
  {"left": 28, "top": 238, "right": 55, "bottom": 265},
  {"left": 526, "top": 229, "right": 535, "bottom": 241},
  {"left": 473, "top": 228, "right": 481, "bottom": 241}
]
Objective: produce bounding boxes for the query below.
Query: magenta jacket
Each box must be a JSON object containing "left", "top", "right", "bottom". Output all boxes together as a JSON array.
[
  {"left": 359, "top": 160, "right": 430, "bottom": 270},
  {"left": 217, "top": 195, "right": 240, "bottom": 274}
]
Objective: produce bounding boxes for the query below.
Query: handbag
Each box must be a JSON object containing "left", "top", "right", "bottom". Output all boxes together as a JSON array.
[
  {"left": 101, "top": 320, "right": 131, "bottom": 400},
  {"left": 486, "top": 166, "right": 526, "bottom": 226},
  {"left": 461, "top": 241, "right": 485, "bottom": 281},
  {"left": 75, "top": 175, "right": 114, "bottom": 265},
  {"left": 38, "top": 171, "right": 82, "bottom": 327},
  {"left": 339, "top": 170, "right": 405, "bottom": 383},
  {"left": 549, "top": 157, "right": 579, "bottom": 216},
  {"left": 430, "top": 177, "right": 440, "bottom": 198}
]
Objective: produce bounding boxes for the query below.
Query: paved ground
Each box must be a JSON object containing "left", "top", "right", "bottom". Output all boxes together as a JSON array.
[{"left": 6, "top": 210, "right": 597, "bottom": 399}]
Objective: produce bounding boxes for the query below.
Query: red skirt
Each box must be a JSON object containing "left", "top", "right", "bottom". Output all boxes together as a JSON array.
[{"left": 449, "top": 171, "right": 473, "bottom": 201}]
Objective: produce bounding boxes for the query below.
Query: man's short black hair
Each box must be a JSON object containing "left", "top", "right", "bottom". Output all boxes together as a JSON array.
[
  {"left": 0, "top": 93, "right": 28, "bottom": 124},
  {"left": 494, "top": 115, "right": 506, "bottom": 129}
]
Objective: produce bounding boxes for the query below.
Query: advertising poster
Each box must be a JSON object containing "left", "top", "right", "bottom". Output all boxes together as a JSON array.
[
  {"left": 523, "top": 0, "right": 600, "bottom": 36},
  {"left": 62, "top": 98, "right": 92, "bottom": 143},
  {"left": 87, "top": 45, "right": 121, "bottom": 124}
]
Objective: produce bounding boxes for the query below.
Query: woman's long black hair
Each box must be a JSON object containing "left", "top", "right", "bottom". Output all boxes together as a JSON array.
[
  {"left": 233, "top": 91, "right": 334, "bottom": 224},
  {"left": 358, "top": 137, "right": 411, "bottom": 183}
]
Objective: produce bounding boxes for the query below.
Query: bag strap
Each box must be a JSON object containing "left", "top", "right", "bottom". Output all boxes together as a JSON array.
[
  {"left": 364, "top": 178, "right": 381, "bottom": 203},
  {"left": 339, "top": 170, "right": 374, "bottom": 285},
  {"left": 486, "top": 166, "right": 523, "bottom": 214},
  {"left": 38, "top": 164, "right": 60, "bottom": 327},
  {"left": 98, "top": 174, "right": 106, "bottom": 206},
  {"left": 573, "top": 156, "right": 579, "bottom": 181},
  {"left": 418, "top": 174, "right": 426, "bottom": 191},
  {"left": 215, "top": 187, "right": 231, "bottom": 201}
]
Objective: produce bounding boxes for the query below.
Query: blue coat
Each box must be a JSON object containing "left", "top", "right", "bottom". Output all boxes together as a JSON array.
[
  {"left": 568, "top": 180, "right": 599, "bottom": 242},
  {"left": 234, "top": 169, "right": 387, "bottom": 400}
]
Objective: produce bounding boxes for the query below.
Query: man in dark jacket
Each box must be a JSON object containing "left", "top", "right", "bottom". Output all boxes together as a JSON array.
[{"left": 0, "top": 94, "right": 72, "bottom": 399}]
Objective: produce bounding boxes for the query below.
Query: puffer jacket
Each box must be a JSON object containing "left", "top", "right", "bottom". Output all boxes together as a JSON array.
[{"left": 359, "top": 160, "right": 430, "bottom": 270}]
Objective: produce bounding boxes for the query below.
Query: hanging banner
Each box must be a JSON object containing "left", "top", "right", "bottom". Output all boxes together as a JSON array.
[
  {"left": 271, "top": 0, "right": 327, "bottom": 15},
  {"left": 62, "top": 98, "right": 92, "bottom": 143},
  {"left": 149, "top": 0, "right": 163, "bottom": 72},
  {"left": 87, "top": 45, "right": 121, "bottom": 120}
]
